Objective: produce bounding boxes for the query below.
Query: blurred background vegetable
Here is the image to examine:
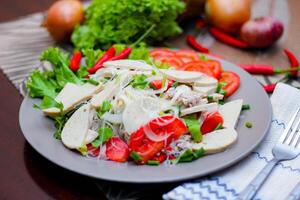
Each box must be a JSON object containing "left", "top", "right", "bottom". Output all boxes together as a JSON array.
[
  {"left": 240, "top": 17, "right": 284, "bottom": 48},
  {"left": 205, "top": 0, "right": 251, "bottom": 34},
  {"left": 44, "top": 0, "right": 84, "bottom": 42},
  {"left": 71, "top": 0, "right": 185, "bottom": 50}
]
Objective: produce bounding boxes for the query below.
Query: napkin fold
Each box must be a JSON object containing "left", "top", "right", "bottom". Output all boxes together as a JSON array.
[{"left": 163, "top": 83, "right": 300, "bottom": 200}]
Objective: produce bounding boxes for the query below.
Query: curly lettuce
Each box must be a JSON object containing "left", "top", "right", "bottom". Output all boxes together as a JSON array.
[{"left": 71, "top": 0, "right": 185, "bottom": 49}]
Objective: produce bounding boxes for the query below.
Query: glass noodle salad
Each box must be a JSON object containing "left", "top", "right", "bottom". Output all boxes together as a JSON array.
[{"left": 26, "top": 44, "right": 245, "bottom": 165}]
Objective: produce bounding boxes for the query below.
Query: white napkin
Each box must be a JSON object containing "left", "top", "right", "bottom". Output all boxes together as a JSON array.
[{"left": 163, "top": 83, "right": 300, "bottom": 200}]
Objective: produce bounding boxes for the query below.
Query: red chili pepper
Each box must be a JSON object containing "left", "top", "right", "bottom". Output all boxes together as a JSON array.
[
  {"left": 284, "top": 48, "right": 299, "bottom": 77},
  {"left": 209, "top": 27, "right": 250, "bottom": 49},
  {"left": 186, "top": 35, "right": 209, "bottom": 53},
  {"left": 263, "top": 83, "right": 277, "bottom": 93},
  {"left": 88, "top": 47, "right": 116, "bottom": 74},
  {"left": 69, "top": 51, "right": 82, "bottom": 72},
  {"left": 239, "top": 64, "right": 300, "bottom": 75},
  {"left": 110, "top": 47, "right": 132, "bottom": 61},
  {"left": 195, "top": 19, "right": 206, "bottom": 29}
]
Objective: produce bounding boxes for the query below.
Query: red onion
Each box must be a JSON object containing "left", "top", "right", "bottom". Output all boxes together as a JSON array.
[{"left": 240, "top": 17, "right": 284, "bottom": 48}]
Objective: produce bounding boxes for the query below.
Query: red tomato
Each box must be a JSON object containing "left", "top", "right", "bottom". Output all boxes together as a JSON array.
[
  {"left": 87, "top": 143, "right": 100, "bottom": 157},
  {"left": 201, "top": 112, "right": 224, "bottom": 134},
  {"left": 129, "top": 115, "right": 188, "bottom": 163},
  {"left": 180, "top": 60, "right": 222, "bottom": 79},
  {"left": 150, "top": 49, "right": 174, "bottom": 59},
  {"left": 152, "top": 153, "right": 167, "bottom": 163},
  {"left": 175, "top": 50, "right": 200, "bottom": 63},
  {"left": 220, "top": 71, "right": 240, "bottom": 97},
  {"left": 106, "top": 137, "right": 129, "bottom": 162},
  {"left": 155, "top": 56, "right": 184, "bottom": 68},
  {"left": 151, "top": 79, "right": 174, "bottom": 90}
]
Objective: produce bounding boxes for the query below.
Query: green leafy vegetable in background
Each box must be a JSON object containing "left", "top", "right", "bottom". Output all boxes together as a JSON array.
[{"left": 71, "top": 0, "right": 185, "bottom": 49}]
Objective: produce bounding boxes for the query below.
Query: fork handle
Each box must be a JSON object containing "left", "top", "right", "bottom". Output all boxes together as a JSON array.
[
  {"left": 285, "top": 181, "right": 300, "bottom": 200},
  {"left": 236, "top": 158, "right": 278, "bottom": 200}
]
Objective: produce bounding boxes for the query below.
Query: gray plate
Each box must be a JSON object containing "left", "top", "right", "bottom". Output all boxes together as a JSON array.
[{"left": 19, "top": 58, "right": 272, "bottom": 183}]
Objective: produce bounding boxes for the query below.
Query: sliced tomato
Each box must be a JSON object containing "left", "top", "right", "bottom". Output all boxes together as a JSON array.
[
  {"left": 129, "top": 115, "right": 188, "bottom": 164},
  {"left": 180, "top": 60, "right": 222, "bottom": 79},
  {"left": 151, "top": 79, "right": 174, "bottom": 90},
  {"left": 150, "top": 49, "right": 175, "bottom": 59},
  {"left": 201, "top": 112, "right": 224, "bottom": 134},
  {"left": 219, "top": 71, "right": 240, "bottom": 97},
  {"left": 87, "top": 143, "right": 100, "bottom": 157},
  {"left": 155, "top": 55, "right": 184, "bottom": 68},
  {"left": 152, "top": 153, "right": 167, "bottom": 163},
  {"left": 175, "top": 50, "right": 200, "bottom": 63},
  {"left": 106, "top": 137, "right": 129, "bottom": 162}
]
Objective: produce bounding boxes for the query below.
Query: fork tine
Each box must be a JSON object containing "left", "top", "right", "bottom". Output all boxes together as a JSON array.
[
  {"left": 279, "top": 107, "right": 300, "bottom": 143},
  {"left": 284, "top": 117, "right": 300, "bottom": 145},
  {"left": 292, "top": 130, "right": 300, "bottom": 147}
]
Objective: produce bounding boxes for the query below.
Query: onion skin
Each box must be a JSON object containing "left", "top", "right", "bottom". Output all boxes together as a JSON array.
[
  {"left": 240, "top": 17, "right": 284, "bottom": 48},
  {"left": 44, "top": 0, "right": 84, "bottom": 42},
  {"left": 205, "top": 0, "right": 251, "bottom": 34}
]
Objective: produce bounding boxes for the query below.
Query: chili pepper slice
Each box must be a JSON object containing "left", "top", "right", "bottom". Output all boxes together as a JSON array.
[
  {"left": 186, "top": 35, "right": 209, "bottom": 53},
  {"left": 209, "top": 27, "right": 250, "bottom": 49},
  {"left": 263, "top": 83, "right": 277, "bottom": 93},
  {"left": 69, "top": 51, "right": 82, "bottom": 72},
  {"left": 284, "top": 48, "right": 299, "bottom": 77},
  {"left": 110, "top": 47, "right": 132, "bottom": 61},
  {"left": 195, "top": 19, "right": 206, "bottom": 29},
  {"left": 88, "top": 47, "right": 116, "bottom": 74}
]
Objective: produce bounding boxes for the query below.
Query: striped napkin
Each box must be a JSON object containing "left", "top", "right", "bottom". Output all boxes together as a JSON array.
[{"left": 163, "top": 83, "right": 300, "bottom": 200}]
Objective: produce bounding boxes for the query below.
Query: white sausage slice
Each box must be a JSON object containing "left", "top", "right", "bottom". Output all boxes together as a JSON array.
[
  {"left": 219, "top": 99, "right": 243, "bottom": 129},
  {"left": 61, "top": 104, "right": 91, "bottom": 149},
  {"left": 103, "top": 59, "right": 153, "bottom": 71},
  {"left": 160, "top": 69, "right": 203, "bottom": 83},
  {"left": 180, "top": 103, "right": 219, "bottom": 116},
  {"left": 91, "top": 81, "right": 119, "bottom": 108},
  {"left": 191, "top": 128, "right": 237, "bottom": 154}
]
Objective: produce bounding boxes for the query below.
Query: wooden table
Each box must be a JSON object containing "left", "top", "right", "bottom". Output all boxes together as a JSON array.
[{"left": 0, "top": 0, "right": 299, "bottom": 199}]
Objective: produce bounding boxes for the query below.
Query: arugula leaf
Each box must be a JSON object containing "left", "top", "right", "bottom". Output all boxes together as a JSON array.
[
  {"left": 130, "top": 74, "right": 149, "bottom": 89},
  {"left": 40, "top": 48, "right": 82, "bottom": 87},
  {"left": 92, "top": 127, "right": 113, "bottom": 148},
  {"left": 183, "top": 117, "right": 202, "bottom": 142},
  {"left": 96, "top": 101, "right": 112, "bottom": 118},
  {"left": 26, "top": 70, "right": 58, "bottom": 98},
  {"left": 34, "top": 96, "right": 63, "bottom": 112},
  {"left": 171, "top": 148, "right": 205, "bottom": 164}
]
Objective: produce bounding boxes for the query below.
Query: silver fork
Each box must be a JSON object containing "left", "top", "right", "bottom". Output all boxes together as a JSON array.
[{"left": 236, "top": 108, "right": 300, "bottom": 200}]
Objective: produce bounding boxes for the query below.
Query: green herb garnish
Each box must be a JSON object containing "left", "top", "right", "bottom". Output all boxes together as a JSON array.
[
  {"left": 172, "top": 148, "right": 205, "bottom": 164},
  {"left": 130, "top": 74, "right": 149, "bottom": 89},
  {"left": 92, "top": 127, "right": 114, "bottom": 148},
  {"left": 245, "top": 122, "right": 253, "bottom": 128},
  {"left": 147, "top": 160, "right": 160, "bottom": 166},
  {"left": 215, "top": 123, "right": 223, "bottom": 130},
  {"left": 242, "top": 104, "right": 251, "bottom": 111},
  {"left": 130, "top": 151, "right": 142, "bottom": 162},
  {"left": 96, "top": 100, "right": 112, "bottom": 118}
]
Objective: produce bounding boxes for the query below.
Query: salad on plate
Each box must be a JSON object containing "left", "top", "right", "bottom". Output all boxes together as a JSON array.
[{"left": 26, "top": 45, "right": 246, "bottom": 166}]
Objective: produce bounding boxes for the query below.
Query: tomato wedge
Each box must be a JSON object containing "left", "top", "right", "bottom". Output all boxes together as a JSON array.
[
  {"left": 219, "top": 71, "right": 240, "bottom": 97},
  {"left": 106, "top": 137, "right": 129, "bottom": 162},
  {"left": 201, "top": 112, "right": 224, "bottom": 134},
  {"left": 129, "top": 115, "right": 188, "bottom": 164},
  {"left": 175, "top": 50, "right": 200, "bottom": 63},
  {"left": 151, "top": 79, "right": 174, "bottom": 90},
  {"left": 180, "top": 60, "right": 222, "bottom": 79}
]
